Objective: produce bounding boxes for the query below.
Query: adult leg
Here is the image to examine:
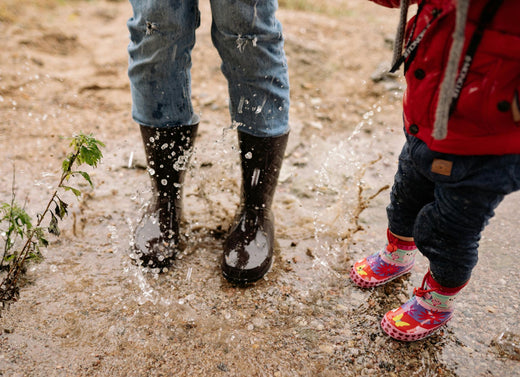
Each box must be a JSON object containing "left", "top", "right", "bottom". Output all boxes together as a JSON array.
[
  {"left": 210, "top": 0, "right": 289, "bottom": 137},
  {"left": 210, "top": 0, "right": 290, "bottom": 283},
  {"left": 127, "top": 0, "right": 199, "bottom": 126},
  {"left": 127, "top": 0, "right": 200, "bottom": 268}
]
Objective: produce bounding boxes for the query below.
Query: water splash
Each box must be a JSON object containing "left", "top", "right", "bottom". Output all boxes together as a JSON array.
[{"left": 308, "top": 104, "right": 388, "bottom": 275}]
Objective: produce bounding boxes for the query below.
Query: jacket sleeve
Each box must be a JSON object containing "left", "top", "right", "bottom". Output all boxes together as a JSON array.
[
  {"left": 368, "top": 0, "right": 402, "bottom": 7},
  {"left": 369, "top": 0, "right": 419, "bottom": 8}
]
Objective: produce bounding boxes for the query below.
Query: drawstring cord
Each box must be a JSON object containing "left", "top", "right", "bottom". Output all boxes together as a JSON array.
[
  {"left": 391, "top": 0, "right": 498, "bottom": 141},
  {"left": 413, "top": 273, "right": 435, "bottom": 297}
]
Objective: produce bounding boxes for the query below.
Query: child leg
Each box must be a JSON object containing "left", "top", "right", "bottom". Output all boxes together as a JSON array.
[
  {"left": 350, "top": 138, "right": 434, "bottom": 287},
  {"left": 382, "top": 152, "right": 520, "bottom": 341}
]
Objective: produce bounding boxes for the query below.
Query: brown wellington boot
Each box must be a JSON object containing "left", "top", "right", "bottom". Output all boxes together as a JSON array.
[
  {"left": 134, "top": 118, "right": 198, "bottom": 269},
  {"left": 222, "top": 131, "right": 289, "bottom": 284}
]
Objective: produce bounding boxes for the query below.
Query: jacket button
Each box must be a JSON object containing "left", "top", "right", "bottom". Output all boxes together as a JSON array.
[
  {"left": 414, "top": 69, "right": 426, "bottom": 80},
  {"left": 497, "top": 101, "right": 511, "bottom": 112},
  {"left": 409, "top": 124, "right": 419, "bottom": 134}
]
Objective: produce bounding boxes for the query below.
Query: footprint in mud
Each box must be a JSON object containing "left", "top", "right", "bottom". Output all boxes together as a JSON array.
[{"left": 20, "top": 32, "right": 79, "bottom": 56}]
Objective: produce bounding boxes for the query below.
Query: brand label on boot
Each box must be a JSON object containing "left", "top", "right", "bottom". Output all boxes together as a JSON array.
[{"left": 431, "top": 159, "right": 453, "bottom": 176}]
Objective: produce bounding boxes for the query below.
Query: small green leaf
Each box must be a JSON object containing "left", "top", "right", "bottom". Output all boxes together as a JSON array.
[
  {"left": 3, "top": 253, "right": 16, "bottom": 263},
  {"left": 55, "top": 198, "right": 68, "bottom": 219},
  {"left": 62, "top": 186, "right": 82, "bottom": 197},
  {"left": 77, "top": 171, "right": 93, "bottom": 187},
  {"left": 39, "top": 237, "right": 49, "bottom": 248},
  {"left": 62, "top": 156, "right": 72, "bottom": 173},
  {"left": 27, "top": 252, "right": 43, "bottom": 262},
  {"left": 48, "top": 213, "right": 60, "bottom": 236},
  {"left": 34, "top": 227, "right": 49, "bottom": 248},
  {"left": 69, "top": 133, "right": 104, "bottom": 168}
]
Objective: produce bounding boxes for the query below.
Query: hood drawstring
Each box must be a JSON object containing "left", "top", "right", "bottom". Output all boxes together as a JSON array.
[
  {"left": 391, "top": 0, "right": 411, "bottom": 70},
  {"left": 433, "top": 0, "right": 470, "bottom": 140},
  {"left": 391, "top": 0, "right": 470, "bottom": 141}
]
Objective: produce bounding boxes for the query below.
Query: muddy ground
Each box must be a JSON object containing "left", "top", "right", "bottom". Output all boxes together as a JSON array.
[{"left": 0, "top": 0, "right": 519, "bottom": 376}]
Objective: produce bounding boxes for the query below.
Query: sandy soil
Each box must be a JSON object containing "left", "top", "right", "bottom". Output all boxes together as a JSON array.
[{"left": 0, "top": 0, "right": 519, "bottom": 376}]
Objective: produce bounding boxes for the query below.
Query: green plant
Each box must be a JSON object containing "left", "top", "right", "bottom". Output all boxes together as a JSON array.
[{"left": 0, "top": 133, "right": 104, "bottom": 310}]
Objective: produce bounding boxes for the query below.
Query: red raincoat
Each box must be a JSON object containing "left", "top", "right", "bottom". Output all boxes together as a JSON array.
[{"left": 370, "top": 0, "right": 520, "bottom": 155}]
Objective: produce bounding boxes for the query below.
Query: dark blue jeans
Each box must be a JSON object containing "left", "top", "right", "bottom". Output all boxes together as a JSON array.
[{"left": 387, "top": 132, "right": 520, "bottom": 287}]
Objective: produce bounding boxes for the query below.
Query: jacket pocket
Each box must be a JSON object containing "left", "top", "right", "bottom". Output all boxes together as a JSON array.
[{"left": 455, "top": 53, "right": 520, "bottom": 135}]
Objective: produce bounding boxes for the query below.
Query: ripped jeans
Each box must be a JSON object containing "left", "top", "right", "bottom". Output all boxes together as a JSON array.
[
  {"left": 127, "top": 0, "right": 290, "bottom": 137},
  {"left": 387, "top": 132, "right": 520, "bottom": 287}
]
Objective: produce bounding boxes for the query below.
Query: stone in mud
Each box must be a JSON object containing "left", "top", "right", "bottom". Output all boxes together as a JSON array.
[{"left": 490, "top": 331, "right": 520, "bottom": 361}]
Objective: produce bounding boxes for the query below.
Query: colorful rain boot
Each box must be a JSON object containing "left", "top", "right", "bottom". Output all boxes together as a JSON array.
[
  {"left": 381, "top": 270, "right": 467, "bottom": 341},
  {"left": 350, "top": 229, "right": 417, "bottom": 288}
]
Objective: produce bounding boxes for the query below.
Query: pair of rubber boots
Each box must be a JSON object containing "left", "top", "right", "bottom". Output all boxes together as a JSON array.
[
  {"left": 350, "top": 229, "right": 467, "bottom": 341},
  {"left": 133, "top": 118, "right": 288, "bottom": 284}
]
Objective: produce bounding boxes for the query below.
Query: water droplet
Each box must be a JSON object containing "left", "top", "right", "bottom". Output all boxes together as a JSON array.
[
  {"left": 161, "top": 179, "right": 167, "bottom": 185},
  {"left": 161, "top": 143, "right": 168, "bottom": 150},
  {"left": 245, "top": 152, "right": 252, "bottom": 159},
  {"left": 238, "top": 96, "right": 245, "bottom": 114}
]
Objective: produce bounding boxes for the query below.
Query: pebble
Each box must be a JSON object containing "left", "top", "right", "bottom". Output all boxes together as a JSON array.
[{"left": 491, "top": 331, "right": 520, "bottom": 361}]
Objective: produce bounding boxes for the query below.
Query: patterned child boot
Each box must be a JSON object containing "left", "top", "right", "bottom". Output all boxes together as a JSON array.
[
  {"left": 381, "top": 270, "right": 468, "bottom": 341},
  {"left": 350, "top": 229, "right": 417, "bottom": 288}
]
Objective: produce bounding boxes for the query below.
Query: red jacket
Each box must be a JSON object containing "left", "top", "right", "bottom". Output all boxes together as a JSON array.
[{"left": 370, "top": 0, "right": 520, "bottom": 155}]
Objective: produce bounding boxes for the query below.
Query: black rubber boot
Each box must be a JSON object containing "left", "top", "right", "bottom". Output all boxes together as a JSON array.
[
  {"left": 134, "top": 119, "right": 198, "bottom": 269},
  {"left": 222, "top": 131, "right": 289, "bottom": 283}
]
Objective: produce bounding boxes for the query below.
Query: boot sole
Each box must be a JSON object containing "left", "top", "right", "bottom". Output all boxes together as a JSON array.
[
  {"left": 222, "top": 259, "right": 273, "bottom": 285},
  {"left": 349, "top": 263, "right": 413, "bottom": 288},
  {"left": 380, "top": 314, "right": 451, "bottom": 341}
]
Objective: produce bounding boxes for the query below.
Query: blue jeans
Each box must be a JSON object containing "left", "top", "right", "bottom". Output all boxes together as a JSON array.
[
  {"left": 387, "top": 132, "right": 520, "bottom": 287},
  {"left": 127, "top": 0, "right": 290, "bottom": 137}
]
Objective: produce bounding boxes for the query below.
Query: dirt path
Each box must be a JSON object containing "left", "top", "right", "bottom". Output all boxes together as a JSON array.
[{"left": 0, "top": 1, "right": 519, "bottom": 376}]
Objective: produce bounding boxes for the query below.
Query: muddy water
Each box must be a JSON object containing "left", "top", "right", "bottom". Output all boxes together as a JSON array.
[{"left": 2, "top": 122, "right": 519, "bottom": 377}]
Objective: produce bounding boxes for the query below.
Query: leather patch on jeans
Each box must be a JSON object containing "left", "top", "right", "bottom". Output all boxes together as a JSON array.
[{"left": 431, "top": 158, "right": 453, "bottom": 176}]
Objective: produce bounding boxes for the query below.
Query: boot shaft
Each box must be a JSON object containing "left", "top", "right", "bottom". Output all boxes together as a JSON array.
[
  {"left": 381, "top": 229, "right": 417, "bottom": 265},
  {"left": 237, "top": 131, "right": 289, "bottom": 210},
  {"left": 415, "top": 270, "right": 468, "bottom": 311},
  {"left": 139, "top": 123, "right": 199, "bottom": 205}
]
